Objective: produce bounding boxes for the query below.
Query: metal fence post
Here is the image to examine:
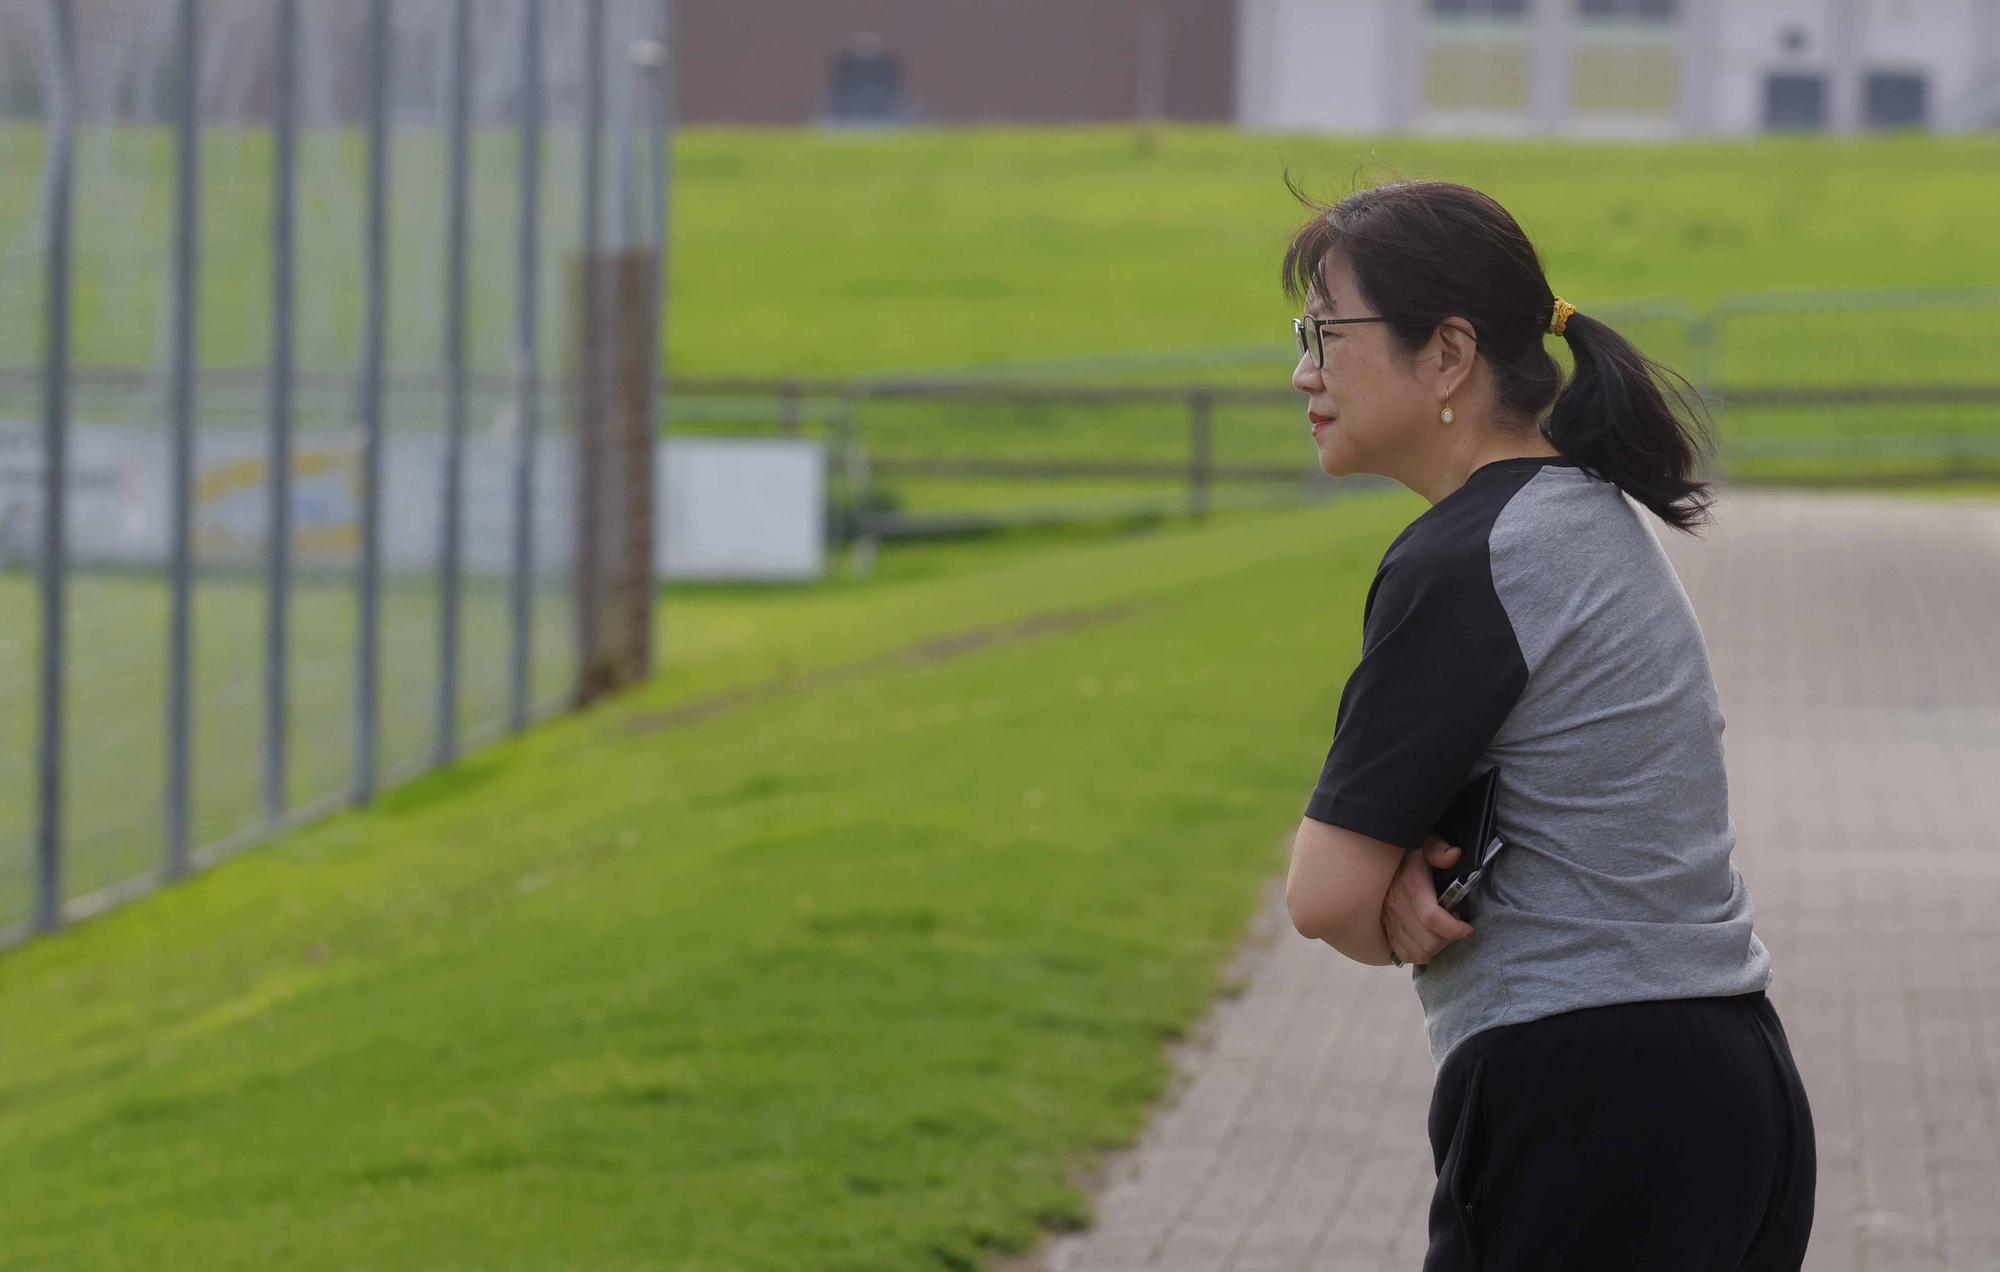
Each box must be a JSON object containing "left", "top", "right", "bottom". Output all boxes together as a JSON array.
[
  {"left": 840, "top": 389, "right": 875, "bottom": 576},
  {"left": 265, "top": 0, "right": 298, "bottom": 828},
  {"left": 1687, "top": 311, "right": 1723, "bottom": 475},
  {"left": 35, "top": 0, "right": 77, "bottom": 933},
  {"left": 436, "top": 0, "right": 472, "bottom": 768},
  {"left": 574, "top": 0, "right": 606, "bottom": 708},
  {"left": 165, "top": 0, "right": 200, "bottom": 880},
  {"left": 1188, "top": 389, "right": 1213, "bottom": 522},
  {"left": 582, "top": 0, "right": 603, "bottom": 260},
  {"left": 509, "top": 0, "right": 544, "bottom": 732},
  {"left": 653, "top": 0, "right": 676, "bottom": 626},
  {"left": 652, "top": 0, "right": 675, "bottom": 260},
  {"left": 779, "top": 381, "right": 801, "bottom": 435},
  {"left": 352, "top": 0, "right": 390, "bottom": 806}
]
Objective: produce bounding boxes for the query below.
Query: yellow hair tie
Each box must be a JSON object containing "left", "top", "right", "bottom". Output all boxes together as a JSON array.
[{"left": 1548, "top": 297, "right": 1576, "bottom": 337}]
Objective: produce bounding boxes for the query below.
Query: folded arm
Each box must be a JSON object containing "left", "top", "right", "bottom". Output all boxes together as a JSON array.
[{"left": 1285, "top": 816, "right": 1403, "bottom": 966}]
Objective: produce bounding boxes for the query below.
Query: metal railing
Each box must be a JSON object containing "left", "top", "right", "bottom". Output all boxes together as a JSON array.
[{"left": 658, "top": 287, "right": 2000, "bottom": 572}]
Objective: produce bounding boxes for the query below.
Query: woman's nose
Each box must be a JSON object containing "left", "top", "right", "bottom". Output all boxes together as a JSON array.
[{"left": 1292, "top": 354, "right": 1322, "bottom": 393}]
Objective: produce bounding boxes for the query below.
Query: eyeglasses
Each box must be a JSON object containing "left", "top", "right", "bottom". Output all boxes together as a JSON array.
[{"left": 1294, "top": 313, "right": 1390, "bottom": 370}]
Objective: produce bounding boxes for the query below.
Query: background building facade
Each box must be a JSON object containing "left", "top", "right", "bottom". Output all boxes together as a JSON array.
[
  {"left": 1237, "top": 0, "right": 2000, "bottom": 136},
  {"left": 4, "top": 1, "right": 1990, "bottom": 133},
  {"left": 678, "top": 0, "right": 1239, "bottom": 126}
]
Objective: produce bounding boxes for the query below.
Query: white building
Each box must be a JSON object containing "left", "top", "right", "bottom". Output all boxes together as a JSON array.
[{"left": 1237, "top": 0, "right": 2000, "bottom": 137}]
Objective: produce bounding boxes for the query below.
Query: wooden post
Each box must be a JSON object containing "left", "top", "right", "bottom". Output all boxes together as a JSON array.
[{"left": 572, "top": 248, "right": 659, "bottom": 707}]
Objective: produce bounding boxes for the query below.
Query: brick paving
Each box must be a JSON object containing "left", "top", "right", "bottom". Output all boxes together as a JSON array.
[{"left": 1027, "top": 488, "right": 2000, "bottom": 1271}]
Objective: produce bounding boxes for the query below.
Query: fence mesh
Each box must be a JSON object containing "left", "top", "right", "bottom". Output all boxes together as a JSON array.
[{"left": 0, "top": 0, "right": 666, "bottom": 937}]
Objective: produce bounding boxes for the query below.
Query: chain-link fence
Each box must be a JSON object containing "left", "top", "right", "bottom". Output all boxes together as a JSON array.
[{"left": 1, "top": 0, "right": 673, "bottom": 949}]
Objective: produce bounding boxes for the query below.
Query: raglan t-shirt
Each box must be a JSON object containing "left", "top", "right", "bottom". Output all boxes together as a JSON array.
[{"left": 1304, "top": 454, "right": 1772, "bottom": 1072}]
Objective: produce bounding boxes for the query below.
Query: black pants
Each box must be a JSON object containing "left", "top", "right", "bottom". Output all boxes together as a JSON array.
[{"left": 1424, "top": 989, "right": 1816, "bottom": 1271}]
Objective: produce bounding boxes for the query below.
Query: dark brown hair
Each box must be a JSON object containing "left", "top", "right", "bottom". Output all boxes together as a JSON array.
[{"left": 1280, "top": 173, "right": 1717, "bottom": 535}]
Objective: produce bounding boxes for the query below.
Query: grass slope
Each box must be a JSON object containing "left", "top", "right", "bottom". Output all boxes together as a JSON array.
[
  {"left": 0, "top": 488, "right": 1422, "bottom": 1270},
  {"left": 672, "top": 127, "right": 2000, "bottom": 378}
]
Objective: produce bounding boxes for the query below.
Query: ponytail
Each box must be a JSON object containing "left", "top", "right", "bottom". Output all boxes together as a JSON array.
[
  {"left": 1280, "top": 176, "right": 1725, "bottom": 537},
  {"left": 1544, "top": 311, "right": 1720, "bottom": 536}
]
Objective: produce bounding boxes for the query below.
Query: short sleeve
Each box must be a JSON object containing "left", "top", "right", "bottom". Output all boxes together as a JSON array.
[{"left": 1303, "top": 550, "right": 1530, "bottom": 851}]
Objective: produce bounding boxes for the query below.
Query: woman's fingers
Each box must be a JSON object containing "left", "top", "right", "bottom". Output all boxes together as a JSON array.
[
  {"left": 1416, "top": 838, "right": 1475, "bottom": 939},
  {"left": 1389, "top": 913, "right": 1445, "bottom": 966},
  {"left": 1384, "top": 847, "right": 1475, "bottom": 965},
  {"left": 1382, "top": 867, "right": 1424, "bottom": 963},
  {"left": 1425, "top": 899, "right": 1476, "bottom": 942},
  {"left": 1421, "top": 834, "right": 1460, "bottom": 868},
  {"left": 1385, "top": 911, "right": 1423, "bottom": 966},
  {"left": 1385, "top": 896, "right": 1444, "bottom": 966}
]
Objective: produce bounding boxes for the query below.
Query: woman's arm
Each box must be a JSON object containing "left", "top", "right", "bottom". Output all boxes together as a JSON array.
[{"left": 1286, "top": 816, "right": 1404, "bottom": 965}]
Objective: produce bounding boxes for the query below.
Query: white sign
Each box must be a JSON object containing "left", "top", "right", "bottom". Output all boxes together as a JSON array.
[{"left": 658, "top": 437, "right": 824, "bottom": 580}]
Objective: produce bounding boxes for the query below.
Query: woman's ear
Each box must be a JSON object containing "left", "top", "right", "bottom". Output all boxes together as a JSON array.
[{"left": 1433, "top": 318, "right": 1478, "bottom": 399}]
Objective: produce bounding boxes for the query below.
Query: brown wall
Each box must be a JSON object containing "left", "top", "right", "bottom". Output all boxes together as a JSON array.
[{"left": 678, "top": 0, "right": 1239, "bottom": 125}]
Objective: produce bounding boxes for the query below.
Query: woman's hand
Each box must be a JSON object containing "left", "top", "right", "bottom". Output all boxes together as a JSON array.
[{"left": 1381, "top": 835, "right": 1476, "bottom": 967}]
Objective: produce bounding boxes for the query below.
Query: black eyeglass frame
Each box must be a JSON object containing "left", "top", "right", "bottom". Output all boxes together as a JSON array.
[{"left": 1294, "top": 314, "right": 1391, "bottom": 370}]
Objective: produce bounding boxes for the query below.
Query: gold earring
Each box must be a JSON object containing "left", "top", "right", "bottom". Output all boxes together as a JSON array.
[{"left": 1441, "top": 395, "right": 1455, "bottom": 425}]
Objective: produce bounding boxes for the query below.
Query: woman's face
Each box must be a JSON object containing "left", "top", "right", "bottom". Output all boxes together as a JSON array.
[{"left": 1291, "top": 250, "right": 1433, "bottom": 481}]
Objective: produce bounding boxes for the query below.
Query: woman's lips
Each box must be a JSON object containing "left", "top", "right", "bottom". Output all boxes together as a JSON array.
[{"left": 1309, "top": 413, "right": 1334, "bottom": 435}]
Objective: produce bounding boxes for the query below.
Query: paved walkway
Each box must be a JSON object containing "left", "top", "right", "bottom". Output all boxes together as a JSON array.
[{"left": 1027, "top": 488, "right": 2000, "bottom": 1271}]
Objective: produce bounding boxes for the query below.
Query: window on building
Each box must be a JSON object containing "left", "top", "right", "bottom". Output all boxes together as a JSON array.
[
  {"left": 1568, "top": 0, "right": 1680, "bottom": 118},
  {"left": 825, "top": 32, "right": 908, "bottom": 124},
  {"left": 1572, "top": 0, "right": 1680, "bottom": 117},
  {"left": 1764, "top": 72, "right": 1826, "bottom": 130},
  {"left": 1424, "top": 0, "right": 1531, "bottom": 117},
  {"left": 1425, "top": 44, "right": 1533, "bottom": 110},
  {"left": 1579, "top": 0, "right": 1679, "bottom": 19},
  {"left": 1864, "top": 71, "right": 1928, "bottom": 128},
  {"left": 1572, "top": 46, "right": 1678, "bottom": 114},
  {"left": 1430, "top": 0, "right": 1529, "bottom": 18}
]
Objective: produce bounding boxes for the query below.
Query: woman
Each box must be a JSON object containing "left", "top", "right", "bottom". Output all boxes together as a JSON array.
[{"left": 1279, "top": 178, "right": 1817, "bottom": 1271}]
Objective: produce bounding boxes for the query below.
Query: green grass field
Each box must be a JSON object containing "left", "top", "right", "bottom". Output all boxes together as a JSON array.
[
  {"left": 668, "top": 127, "right": 2000, "bottom": 378},
  {"left": 7, "top": 124, "right": 1996, "bottom": 378},
  {"left": 0, "top": 489, "right": 1423, "bottom": 1269}
]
